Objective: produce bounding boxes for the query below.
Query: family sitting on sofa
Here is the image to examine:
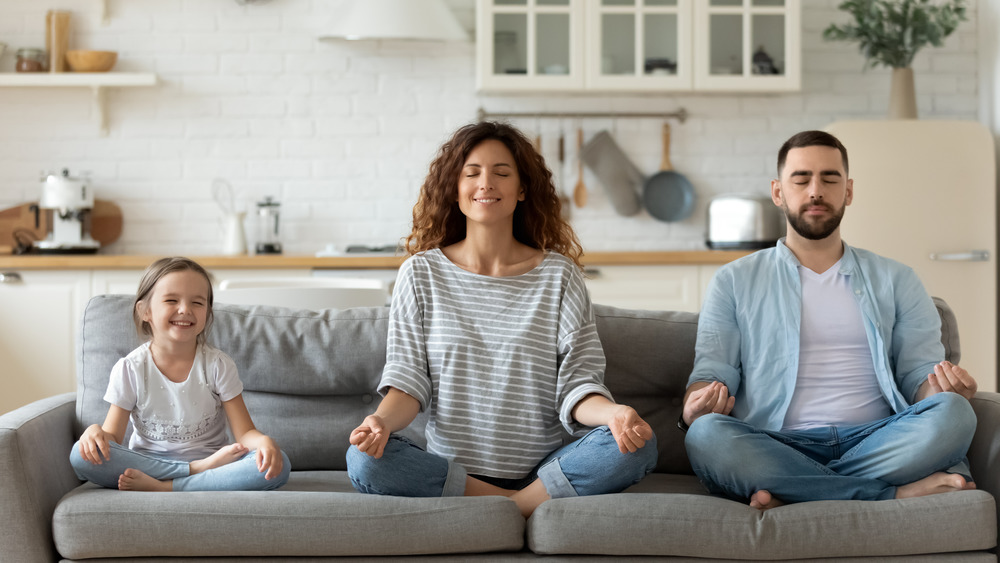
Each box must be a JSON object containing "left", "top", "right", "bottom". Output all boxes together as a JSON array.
[{"left": 69, "top": 123, "right": 978, "bottom": 519}]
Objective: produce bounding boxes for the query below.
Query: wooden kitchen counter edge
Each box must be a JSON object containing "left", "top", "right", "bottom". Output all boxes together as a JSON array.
[{"left": 0, "top": 250, "right": 753, "bottom": 270}]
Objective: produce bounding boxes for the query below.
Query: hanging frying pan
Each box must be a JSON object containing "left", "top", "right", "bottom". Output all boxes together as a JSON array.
[{"left": 642, "top": 122, "right": 695, "bottom": 222}]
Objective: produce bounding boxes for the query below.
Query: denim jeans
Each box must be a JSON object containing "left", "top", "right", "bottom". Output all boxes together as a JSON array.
[
  {"left": 346, "top": 426, "right": 657, "bottom": 498},
  {"left": 685, "top": 392, "right": 976, "bottom": 503},
  {"left": 69, "top": 440, "right": 290, "bottom": 491}
]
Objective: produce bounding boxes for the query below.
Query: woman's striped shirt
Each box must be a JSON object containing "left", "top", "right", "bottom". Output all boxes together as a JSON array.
[{"left": 379, "top": 248, "right": 612, "bottom": 479}]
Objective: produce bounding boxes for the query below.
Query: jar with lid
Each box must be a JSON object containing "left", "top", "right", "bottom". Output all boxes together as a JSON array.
[{"left": 16, "top": 48, "right": 47, "bottom": 72}]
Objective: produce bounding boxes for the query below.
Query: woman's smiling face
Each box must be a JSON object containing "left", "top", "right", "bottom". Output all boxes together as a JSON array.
[{"left": 456, "top": 139, "right": 524, "bottom": 226}]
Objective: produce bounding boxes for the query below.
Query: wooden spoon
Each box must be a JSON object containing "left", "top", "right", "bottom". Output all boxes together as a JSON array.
[{"left": 573, "top": 128, "right": 587, "bottom": 207}]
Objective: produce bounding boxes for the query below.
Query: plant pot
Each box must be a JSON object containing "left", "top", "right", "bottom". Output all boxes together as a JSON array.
[{"left": 888, "top": 67, "right": 918, "bottom": 120}]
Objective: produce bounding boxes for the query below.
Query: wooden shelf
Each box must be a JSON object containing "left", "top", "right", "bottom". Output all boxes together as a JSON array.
[{"left": 0, "top": 72, "right": 157, "bottom": 135}]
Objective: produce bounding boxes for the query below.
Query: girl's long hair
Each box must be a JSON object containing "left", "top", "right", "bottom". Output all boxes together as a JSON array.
[{"left": 405, "top": 121, "right": 583, "bottom": 269}]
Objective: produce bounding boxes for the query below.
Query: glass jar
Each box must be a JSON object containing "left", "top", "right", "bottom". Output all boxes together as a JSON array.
[{"left": 15, "top": 48, "right": 46, "bottom": 72}]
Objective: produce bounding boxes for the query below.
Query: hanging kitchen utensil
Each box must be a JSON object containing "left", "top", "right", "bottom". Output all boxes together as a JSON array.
[
  {"left": 573, "top": 128, "right": 588, "bottom": 208},
  {"left": 578, "top": 130, "right": 643, "bottom": 216},
  {"left": 642, "top": 122, "right": 695, "bottom": 222},
  {"left": 557, "top": 128, "right": 571, "bottom": 219}
]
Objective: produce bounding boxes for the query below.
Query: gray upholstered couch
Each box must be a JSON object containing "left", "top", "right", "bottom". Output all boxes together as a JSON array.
[{"left": 1, "top": 294, "right": 998, "bottom": 561}]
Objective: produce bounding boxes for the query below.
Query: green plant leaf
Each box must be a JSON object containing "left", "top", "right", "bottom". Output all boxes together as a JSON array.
[{"left": 822, "top": 0, "right": 967, "bottom": 69}]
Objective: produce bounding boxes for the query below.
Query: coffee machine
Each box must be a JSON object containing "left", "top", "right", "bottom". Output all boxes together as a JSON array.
[{"left": 33, "top": 168, "right": 100, "bottom": 254}]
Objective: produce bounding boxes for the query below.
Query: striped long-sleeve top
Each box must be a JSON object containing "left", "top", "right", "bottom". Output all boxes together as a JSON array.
[{"left": 379, "top": 248, "right": 612, "bottom": 479}]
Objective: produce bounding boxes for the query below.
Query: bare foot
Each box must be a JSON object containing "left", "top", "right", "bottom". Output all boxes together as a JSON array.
[
  {"left": 896, "top": 472, "right": 969, "bottom": 499},
  {"left": 189, "top": 443, "right": 249, "bottom": 475},
  {"left": 749, "top": 489, "right": 784, "bottom": 510},
  {"left": 119, "top": 468, "right": 172, "bottom": 492}
]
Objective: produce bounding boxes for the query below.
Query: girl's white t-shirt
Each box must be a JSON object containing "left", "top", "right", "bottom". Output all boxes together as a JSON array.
[{"left": 104, "top": 342, "right": 244, "bottom": 462}]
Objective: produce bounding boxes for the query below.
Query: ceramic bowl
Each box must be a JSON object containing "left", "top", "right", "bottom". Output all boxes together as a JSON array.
[{"left": 65, "top": 50, "right": 118, "bottom": 72}]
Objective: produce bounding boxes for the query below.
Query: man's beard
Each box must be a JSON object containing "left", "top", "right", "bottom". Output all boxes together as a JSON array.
[{"left": 781, "top": 199, "right": 846, "bottom": 241}]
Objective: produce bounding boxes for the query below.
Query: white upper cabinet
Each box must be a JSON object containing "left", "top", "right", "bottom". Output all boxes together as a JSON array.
[
  {"left": 477, "top": 0, "right": 586, "bottom": 91},
  {"left": 476, "top": 0, "right": 799, "bottom": 93},
  {"left": 693, "top": 0, "right": 800, "bottom": 91}
]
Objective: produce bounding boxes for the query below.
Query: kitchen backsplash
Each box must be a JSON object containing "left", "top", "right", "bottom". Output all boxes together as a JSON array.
[{"left": 0, "top": 0, "right": 981, "bottom": 255}]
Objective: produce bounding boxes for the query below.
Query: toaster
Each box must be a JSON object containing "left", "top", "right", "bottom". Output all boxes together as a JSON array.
[{"left": 706, "top": 195, "right": 786, "bottom": 250}]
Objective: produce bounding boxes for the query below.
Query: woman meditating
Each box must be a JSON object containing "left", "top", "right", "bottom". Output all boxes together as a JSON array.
[{"left": 346, "top": 121, "right": 657, "bottom": 517}]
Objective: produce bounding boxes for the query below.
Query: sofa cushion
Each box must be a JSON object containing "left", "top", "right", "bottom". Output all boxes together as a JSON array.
[
  {"left": 528, "top": 489, "right": 996, "bottom": 559},
  {"left": 53, "top": 474, "right": 524, "bottom": 559}
]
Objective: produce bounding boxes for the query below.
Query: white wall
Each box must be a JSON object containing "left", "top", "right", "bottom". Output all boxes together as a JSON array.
[{"left": 0, "top": 0, "right": 982, "bottom": 255}]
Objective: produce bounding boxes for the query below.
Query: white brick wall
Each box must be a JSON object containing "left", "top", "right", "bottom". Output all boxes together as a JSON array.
[{"left": 0, "top": 0, "right": 983, "bottom": 255}]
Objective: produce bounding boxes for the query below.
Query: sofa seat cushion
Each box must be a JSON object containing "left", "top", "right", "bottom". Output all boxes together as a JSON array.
[
  {"left": 53, "top": 472, "right": 524, "bottom": 560},
  {"left": 528, "top": 489, "right": 996, "bottom": 559}
]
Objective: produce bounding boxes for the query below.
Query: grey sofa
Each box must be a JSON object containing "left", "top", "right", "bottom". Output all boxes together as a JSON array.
[{"left": 1, "top": 294, "right": 997, "bottom": 562}]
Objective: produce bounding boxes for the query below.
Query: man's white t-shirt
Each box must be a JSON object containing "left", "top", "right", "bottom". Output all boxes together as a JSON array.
[
  {"left": 104, "top": 342, "right": 244, "bottom": 462},
  {"left": 782, "top": 260, "right": 892, "bottom": 431}
]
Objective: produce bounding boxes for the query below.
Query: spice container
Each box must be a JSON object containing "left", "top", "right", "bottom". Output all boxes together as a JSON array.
[{"left": 16, "top": 48, "right": 47, "bottom": 72}]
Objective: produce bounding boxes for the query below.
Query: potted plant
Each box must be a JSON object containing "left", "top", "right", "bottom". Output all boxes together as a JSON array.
[{"left": 823, "top": 0, "right": 967, "bottom": 119}]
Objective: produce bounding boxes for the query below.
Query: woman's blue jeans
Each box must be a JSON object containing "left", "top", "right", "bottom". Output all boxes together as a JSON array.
[
  {"left": 346, "top": 426, "right": 657, "bottom": 498},
  {"left": 69, "top": 440, "right": 290, "bottom": 491},
  {"left": 684, "top": 392, "right": 976, "bottom": 503}
]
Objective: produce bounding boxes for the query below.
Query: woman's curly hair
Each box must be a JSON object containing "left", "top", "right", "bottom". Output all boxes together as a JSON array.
[{"left": 405, "top": 121, "right": 584, "bottom": 269}]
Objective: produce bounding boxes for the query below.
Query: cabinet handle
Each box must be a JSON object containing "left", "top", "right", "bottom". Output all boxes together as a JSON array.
[
  {"left": 0, "top": 272, "right": 23, "bottom": 284},
  {"left": 584, "top": 267, "right": 602, "bottom": 279},
  {"left": 928, "top": 250, "right": 990, "bottom": 262}
]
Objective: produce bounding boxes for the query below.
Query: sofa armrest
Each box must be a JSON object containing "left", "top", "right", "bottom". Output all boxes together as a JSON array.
[
  {"left": 0, "top": 392, "right": 80, "bottom": 562},
  {"left": 969, "top": 391, "right": 1000, "bottom": 548}
]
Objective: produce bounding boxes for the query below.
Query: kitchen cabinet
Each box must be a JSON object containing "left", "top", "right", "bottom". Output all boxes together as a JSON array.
[
  {"left": 693, "top": 0, "right": 800, "bottom": 91},
  {"left": 0, "top": 270, "right": 90, "bottom": 415},
  {"left": 476, "top": 0, "right": 799, "bottom": 93},
  {"left": 585, "top": 264, "right": 719, "bottom": 312}
]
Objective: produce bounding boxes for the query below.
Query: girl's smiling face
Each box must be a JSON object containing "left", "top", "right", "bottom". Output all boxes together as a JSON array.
[
  {"left": 456, "top": 139, "right": 524, "bottom": 225},
  {"left": 140, "top": 270, "right": 210, "bottom": 348}
]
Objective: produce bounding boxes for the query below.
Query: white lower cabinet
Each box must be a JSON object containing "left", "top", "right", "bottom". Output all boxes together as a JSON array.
[
  {"left": 0, "top": 271, "right": 91, "bottom": 415},
  {"left": 586, "top": 265, "right": 700, "bottom": 311},
  {"left": 585, "top": 265, "right": 720, "bottom": 312}
]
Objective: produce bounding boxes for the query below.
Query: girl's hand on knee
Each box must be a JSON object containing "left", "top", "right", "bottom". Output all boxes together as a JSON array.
[
  {"left": 79, "top": 424, "right": 113, "bottom": 464},
  {"left": 255, "top": 438, "right": 283, "bottom": 480},
  {"left": 350, "top": 415, "right": 390, "bottom": 459},
  {"left": 608, "top": 406, "right": 654, "bottom": 454}
]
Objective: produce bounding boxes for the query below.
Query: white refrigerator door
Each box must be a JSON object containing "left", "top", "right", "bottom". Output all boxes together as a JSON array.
[{"left": 827, "top": 120, "right": 997, "bottom": 393}]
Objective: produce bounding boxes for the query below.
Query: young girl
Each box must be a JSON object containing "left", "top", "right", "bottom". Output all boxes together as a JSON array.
[
  {"left": 347, "top": 121, "right": 657, "bottom": 517},
  {"left": 70, "top": 257, "right": 290, "bottom": 492}
]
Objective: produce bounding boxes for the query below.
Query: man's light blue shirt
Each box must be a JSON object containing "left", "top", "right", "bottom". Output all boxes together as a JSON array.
[{"left": 688, "top": 239, "right": 943, "bottom": 431}]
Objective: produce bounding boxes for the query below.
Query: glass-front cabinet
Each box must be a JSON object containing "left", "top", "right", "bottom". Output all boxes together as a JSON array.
[
  {"left": 693, "top": 0, "right": 800, "bottom": 90},
  {"left": 586, "top": 0, "right": 691, "bottom": 91},
  {"left": 477, "top": 0, "right": 585, "bottom": 91},
  {"left": 476, "top": 0, "right": 799, "bottom": 92}
]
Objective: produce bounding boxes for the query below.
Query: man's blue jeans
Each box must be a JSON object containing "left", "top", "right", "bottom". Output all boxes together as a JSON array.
[
  {"left": 346, "top": 426, "right": 657, "bottom": 498},
  {"left": 69, "top": 440, "right": 291, "bottom": 491},
  {"left": 684, "top": 392, "right": 976, "bottom": 503}
]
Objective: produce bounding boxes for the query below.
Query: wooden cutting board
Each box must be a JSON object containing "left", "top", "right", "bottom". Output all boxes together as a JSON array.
[{"left": 0, "top": 199, "right": 123, "bottom": 253}]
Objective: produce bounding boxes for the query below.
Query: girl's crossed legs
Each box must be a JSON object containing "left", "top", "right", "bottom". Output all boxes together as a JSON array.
[{"left": 70, "top": 440, "right": 290, "bottom": 492}]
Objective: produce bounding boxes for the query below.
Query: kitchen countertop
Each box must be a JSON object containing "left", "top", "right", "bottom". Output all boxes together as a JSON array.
[{"left": 0, "top": 250, "right": 753, "bottom": 270}]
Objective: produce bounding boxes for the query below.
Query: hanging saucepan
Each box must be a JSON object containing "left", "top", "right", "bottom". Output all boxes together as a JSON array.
[{"left": 642, "top": 122, "right": 695, "bottom": 222}]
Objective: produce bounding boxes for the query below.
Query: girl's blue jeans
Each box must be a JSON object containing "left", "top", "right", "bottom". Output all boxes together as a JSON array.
[
  {"left": 69, "top": 440, "right": 290, "bottom": 491},
  {"left": 684, "top": 392, "right": 976, "bottom": 503},
  {"left": 346, "top": 426, "right": 657, "bottom": 498}
]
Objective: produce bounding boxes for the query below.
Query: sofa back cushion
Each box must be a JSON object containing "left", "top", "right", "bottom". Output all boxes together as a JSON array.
[{"left": 77, "top": 294, "right": 959, "bottom": 474}]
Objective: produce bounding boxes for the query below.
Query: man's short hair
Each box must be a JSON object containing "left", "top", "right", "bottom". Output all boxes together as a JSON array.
[{"left": 777, "top": 130, "right": 849, "bottom": 177}]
